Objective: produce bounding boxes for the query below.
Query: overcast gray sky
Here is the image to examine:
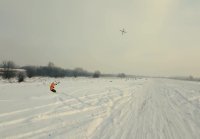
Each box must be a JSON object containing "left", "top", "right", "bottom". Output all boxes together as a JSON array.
[{"left": 0, "top": 0, "right": 200, "bottom": 76}]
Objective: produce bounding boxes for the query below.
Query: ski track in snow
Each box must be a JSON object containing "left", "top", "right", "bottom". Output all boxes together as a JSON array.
[{"left": 0, "top": 78, "right": 200, "bottom": 139}]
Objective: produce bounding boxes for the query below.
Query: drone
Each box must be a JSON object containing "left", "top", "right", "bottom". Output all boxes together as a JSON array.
[{"left": 120, "top": 28, "right": 127, "bottom": 35}]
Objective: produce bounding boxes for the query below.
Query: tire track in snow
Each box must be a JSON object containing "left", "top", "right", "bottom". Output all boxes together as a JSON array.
[
  {"left": 0, "top": 89, "right": 122, "bottom": 118},
  {"left": 0, "top": 87, "right": 125, "bottom": 130},
  {"left": 91, "top": 79, "right": 200, "bottom": 139}
]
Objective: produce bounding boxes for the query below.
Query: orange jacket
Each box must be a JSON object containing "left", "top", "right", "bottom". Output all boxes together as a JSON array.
[{"left": 50, "top": 82, "right": 56, "bottom": 90}]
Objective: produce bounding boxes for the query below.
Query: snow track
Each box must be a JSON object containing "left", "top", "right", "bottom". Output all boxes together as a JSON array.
[{"left": 0, "top": 78, "right": 200, "bottom": 139}]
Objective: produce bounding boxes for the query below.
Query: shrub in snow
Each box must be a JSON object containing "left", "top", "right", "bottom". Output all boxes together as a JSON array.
[
  {"left": 93, "top": 71, "right": 101, "bottom": 78},
  {"left": 17, "top": 72, "right": 26, "bottom": 83}
]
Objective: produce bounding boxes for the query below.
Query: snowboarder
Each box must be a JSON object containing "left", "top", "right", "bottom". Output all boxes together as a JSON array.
[{"left": 50, "top": 81, "right": 59, "bottom": 93}]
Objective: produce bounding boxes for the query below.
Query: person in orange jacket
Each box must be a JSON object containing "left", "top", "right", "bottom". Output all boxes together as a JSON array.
[{"left": 50, "top": 81, "right": 59, "bottom": 93}]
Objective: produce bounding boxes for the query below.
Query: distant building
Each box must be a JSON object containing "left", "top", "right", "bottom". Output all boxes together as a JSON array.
[{"left": 0, "top": 68, "right": 26, "bottom": 76}]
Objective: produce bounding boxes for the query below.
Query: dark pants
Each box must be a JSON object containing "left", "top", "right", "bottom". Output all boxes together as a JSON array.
[{"left": 51, "top": 89, "right": 56, "bottom": 93}]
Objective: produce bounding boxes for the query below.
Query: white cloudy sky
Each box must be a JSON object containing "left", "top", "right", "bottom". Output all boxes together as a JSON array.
[{"left": 0, "top": 0, "right": 200, "bottom": 76}]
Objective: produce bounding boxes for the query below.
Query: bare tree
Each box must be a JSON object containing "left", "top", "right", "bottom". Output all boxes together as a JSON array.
[
  {"left": 118, "top": 73, "right": 126, "bottom": 78},
  {"left": 48, "top": 62, "right": 55, "bottom": 68},
  {"left": 93, "top": 70, "right": 101, "bottom": 78},
  {"left": 2, "top": 61, "right": 16, "bottom": 79}
]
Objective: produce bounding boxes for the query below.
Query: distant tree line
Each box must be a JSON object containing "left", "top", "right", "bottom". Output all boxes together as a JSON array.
[
  {"left": 3, "top": 61, "right": 200, "bottom": 83},
  {"left": 168, "top": 75, "right": 200, "bottom": 82},
  {"left": 22, "top": 62, "right": 98, "bottom": 78},
  {"left": 1, "top": 61, "right": 141, "bottom": 83},
  {"left": 23, "top": 66, "right": 95, "bottom": 78},
  {"left": 0, "top": 61, "right": 102, "bottom": 82}
]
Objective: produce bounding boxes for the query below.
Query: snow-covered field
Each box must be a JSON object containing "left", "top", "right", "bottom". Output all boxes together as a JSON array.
[{"left": 1, "top": 77, "right": 200, "bottom": 139}]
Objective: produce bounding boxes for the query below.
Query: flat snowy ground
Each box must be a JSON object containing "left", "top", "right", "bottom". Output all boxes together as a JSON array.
[{"left": 0, "top": 77, "right": 200, "bottom": 139}]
